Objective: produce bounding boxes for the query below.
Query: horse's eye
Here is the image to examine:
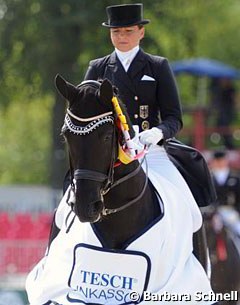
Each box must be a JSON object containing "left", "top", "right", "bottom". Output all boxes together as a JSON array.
[
  {"left": 104, "top": 134, "right": 112, "bottom": 142},
  {"left": 102, "top": 130, "right": 113, "bottom": 142}
]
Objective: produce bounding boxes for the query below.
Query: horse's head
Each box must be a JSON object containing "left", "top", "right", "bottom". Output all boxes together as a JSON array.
[{"left": 55, "top": 75, "right": 135, "bottom": 223}]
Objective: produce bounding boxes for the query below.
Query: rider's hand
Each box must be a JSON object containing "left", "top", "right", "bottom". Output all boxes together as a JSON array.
[{"left": 139, "top": 127, "right": 164, "bottom": 146}]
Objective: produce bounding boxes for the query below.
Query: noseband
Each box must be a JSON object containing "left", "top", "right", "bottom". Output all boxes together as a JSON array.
[{"left": 74, "top": 169, "right": 109, "bottom": 183}]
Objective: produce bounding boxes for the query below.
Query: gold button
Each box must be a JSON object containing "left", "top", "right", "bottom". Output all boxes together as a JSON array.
[
  {"left": 134, "top": 96, "right": 138, "bottom": 101},
  {"left": 134, "top": 114, "right": 138, "bottom": 119},
  {"left": 142, "top": 120, "right": 150, "bottom": 130}
]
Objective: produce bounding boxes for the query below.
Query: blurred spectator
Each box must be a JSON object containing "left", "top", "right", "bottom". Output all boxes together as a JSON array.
[
  {"left": 210, "top": 78, "right": 236, "bottom": 149},
  {"left": 209, "top": 150, "right": 240, "bottom": 211},
  {"left": 209, "top": 150, "right": 240, "bottom": 236}
]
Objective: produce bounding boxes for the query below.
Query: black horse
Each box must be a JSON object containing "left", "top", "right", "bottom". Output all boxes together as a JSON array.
[
  {"left": 26, "top": 75, "right": 217, "bottom": 305},
  {"left": 54, "top": 75, "right": 161, "bottom": 249}
]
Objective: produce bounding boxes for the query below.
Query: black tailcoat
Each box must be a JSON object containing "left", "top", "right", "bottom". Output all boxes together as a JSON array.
[
  {"left": 213, "top": 171, "right": 240, "bottom": 212},
  {"left": 84, "top": 49, "right": 182, "bottom": 139}
]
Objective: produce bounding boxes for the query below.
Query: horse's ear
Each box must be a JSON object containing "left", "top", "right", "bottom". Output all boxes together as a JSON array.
[
  {"left": 55, "top": 74, "right": 78, "bottom": 101},
  {"left": 99, "top": 79, "right": 114, "bottom": 104}
]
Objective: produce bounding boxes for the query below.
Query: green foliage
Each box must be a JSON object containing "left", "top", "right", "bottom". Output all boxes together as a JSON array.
[
  {"left": 0, "top": 92, "right": 53, "bottom": 184},
  {"left": 0, "top": 0, "right": 240, "bottom": 184},
  {"left": 143, "top": 0, "right": 240, "bottom": 61}
]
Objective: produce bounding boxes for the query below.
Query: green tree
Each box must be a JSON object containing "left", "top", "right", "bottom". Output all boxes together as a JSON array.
[
  {"left": 0, "top": 0, "right": 110, "bottom": 187},
  {"left": 0, "top": 0, "right": 240, "bottom": 186}
]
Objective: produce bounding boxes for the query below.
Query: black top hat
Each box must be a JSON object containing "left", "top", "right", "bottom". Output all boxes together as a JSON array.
[
  {"left": 102, "top": 3, "right": 150, "bottom": 28},
  {"left": 213, "top": 150, "right": 227, "bottom": 159}
]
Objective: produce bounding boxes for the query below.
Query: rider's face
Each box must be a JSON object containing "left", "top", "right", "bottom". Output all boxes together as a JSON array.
[{"left": 110, "top": 26, "right": 145, "bottom": 52}]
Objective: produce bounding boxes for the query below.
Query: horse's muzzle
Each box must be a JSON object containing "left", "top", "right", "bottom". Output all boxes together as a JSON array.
[
  {"left": 71, "top": 169, "right": 109, "bottom": 223},
  {"left": 70, "top": 177, "right": 104, "bottom": 223},
  {"left": 75, "top": 199, "right": 104, "bottom": 223}
]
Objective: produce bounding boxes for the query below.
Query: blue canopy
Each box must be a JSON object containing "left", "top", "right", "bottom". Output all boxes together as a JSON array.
[{"left": 171, "top": 58, "right": 240, "bottom": 79}]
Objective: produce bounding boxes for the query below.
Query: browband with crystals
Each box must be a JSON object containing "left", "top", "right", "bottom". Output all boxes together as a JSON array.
[{"left": 64, "top": 113, "right": 114, "bottom": 135}]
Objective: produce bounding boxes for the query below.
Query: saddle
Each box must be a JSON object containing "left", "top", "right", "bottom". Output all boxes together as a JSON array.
[{"left": 165, "top": 138, "right": 217, "bottom": 207}]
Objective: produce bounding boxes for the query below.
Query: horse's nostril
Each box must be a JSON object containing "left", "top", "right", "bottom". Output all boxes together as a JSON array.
[{"left": 88, "top": 201, "right": 103, "bottom": 217}]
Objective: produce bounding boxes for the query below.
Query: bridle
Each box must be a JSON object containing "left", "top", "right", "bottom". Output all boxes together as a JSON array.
[
  {"left": 63, "top": 81, "right": 148, "bottom": 217},
  {"left": 64, "top": 109, "right": 117, "bottom": 199}
]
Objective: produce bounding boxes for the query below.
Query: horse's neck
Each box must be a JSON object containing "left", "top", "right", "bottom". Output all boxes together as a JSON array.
[
  {"left": 107, "top": 161, "right": 147, "bottom": 208},
  {"left": 94, "top": 161, "right": 160, "bottom": 249}
]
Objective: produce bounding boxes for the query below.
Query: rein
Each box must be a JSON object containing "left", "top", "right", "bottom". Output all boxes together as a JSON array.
[
  {"left": 110, "top": 159, "right": 143, "bottom": 190},
  {"left": 101, "top": 157, "right": 148, "bottom": 216}
]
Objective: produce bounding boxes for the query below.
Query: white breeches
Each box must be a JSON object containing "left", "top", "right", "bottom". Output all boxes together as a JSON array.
[{"left": 143, "top": 145, "right": 203, "bottom": 232}]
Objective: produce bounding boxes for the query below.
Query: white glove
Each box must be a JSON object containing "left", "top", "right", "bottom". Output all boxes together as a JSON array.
[
  {"left": 130, "top": 125, "right": 145, "bottom": 151},
  {"left": 139, "top": 127, "right": 164, "bottom": 146}
]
